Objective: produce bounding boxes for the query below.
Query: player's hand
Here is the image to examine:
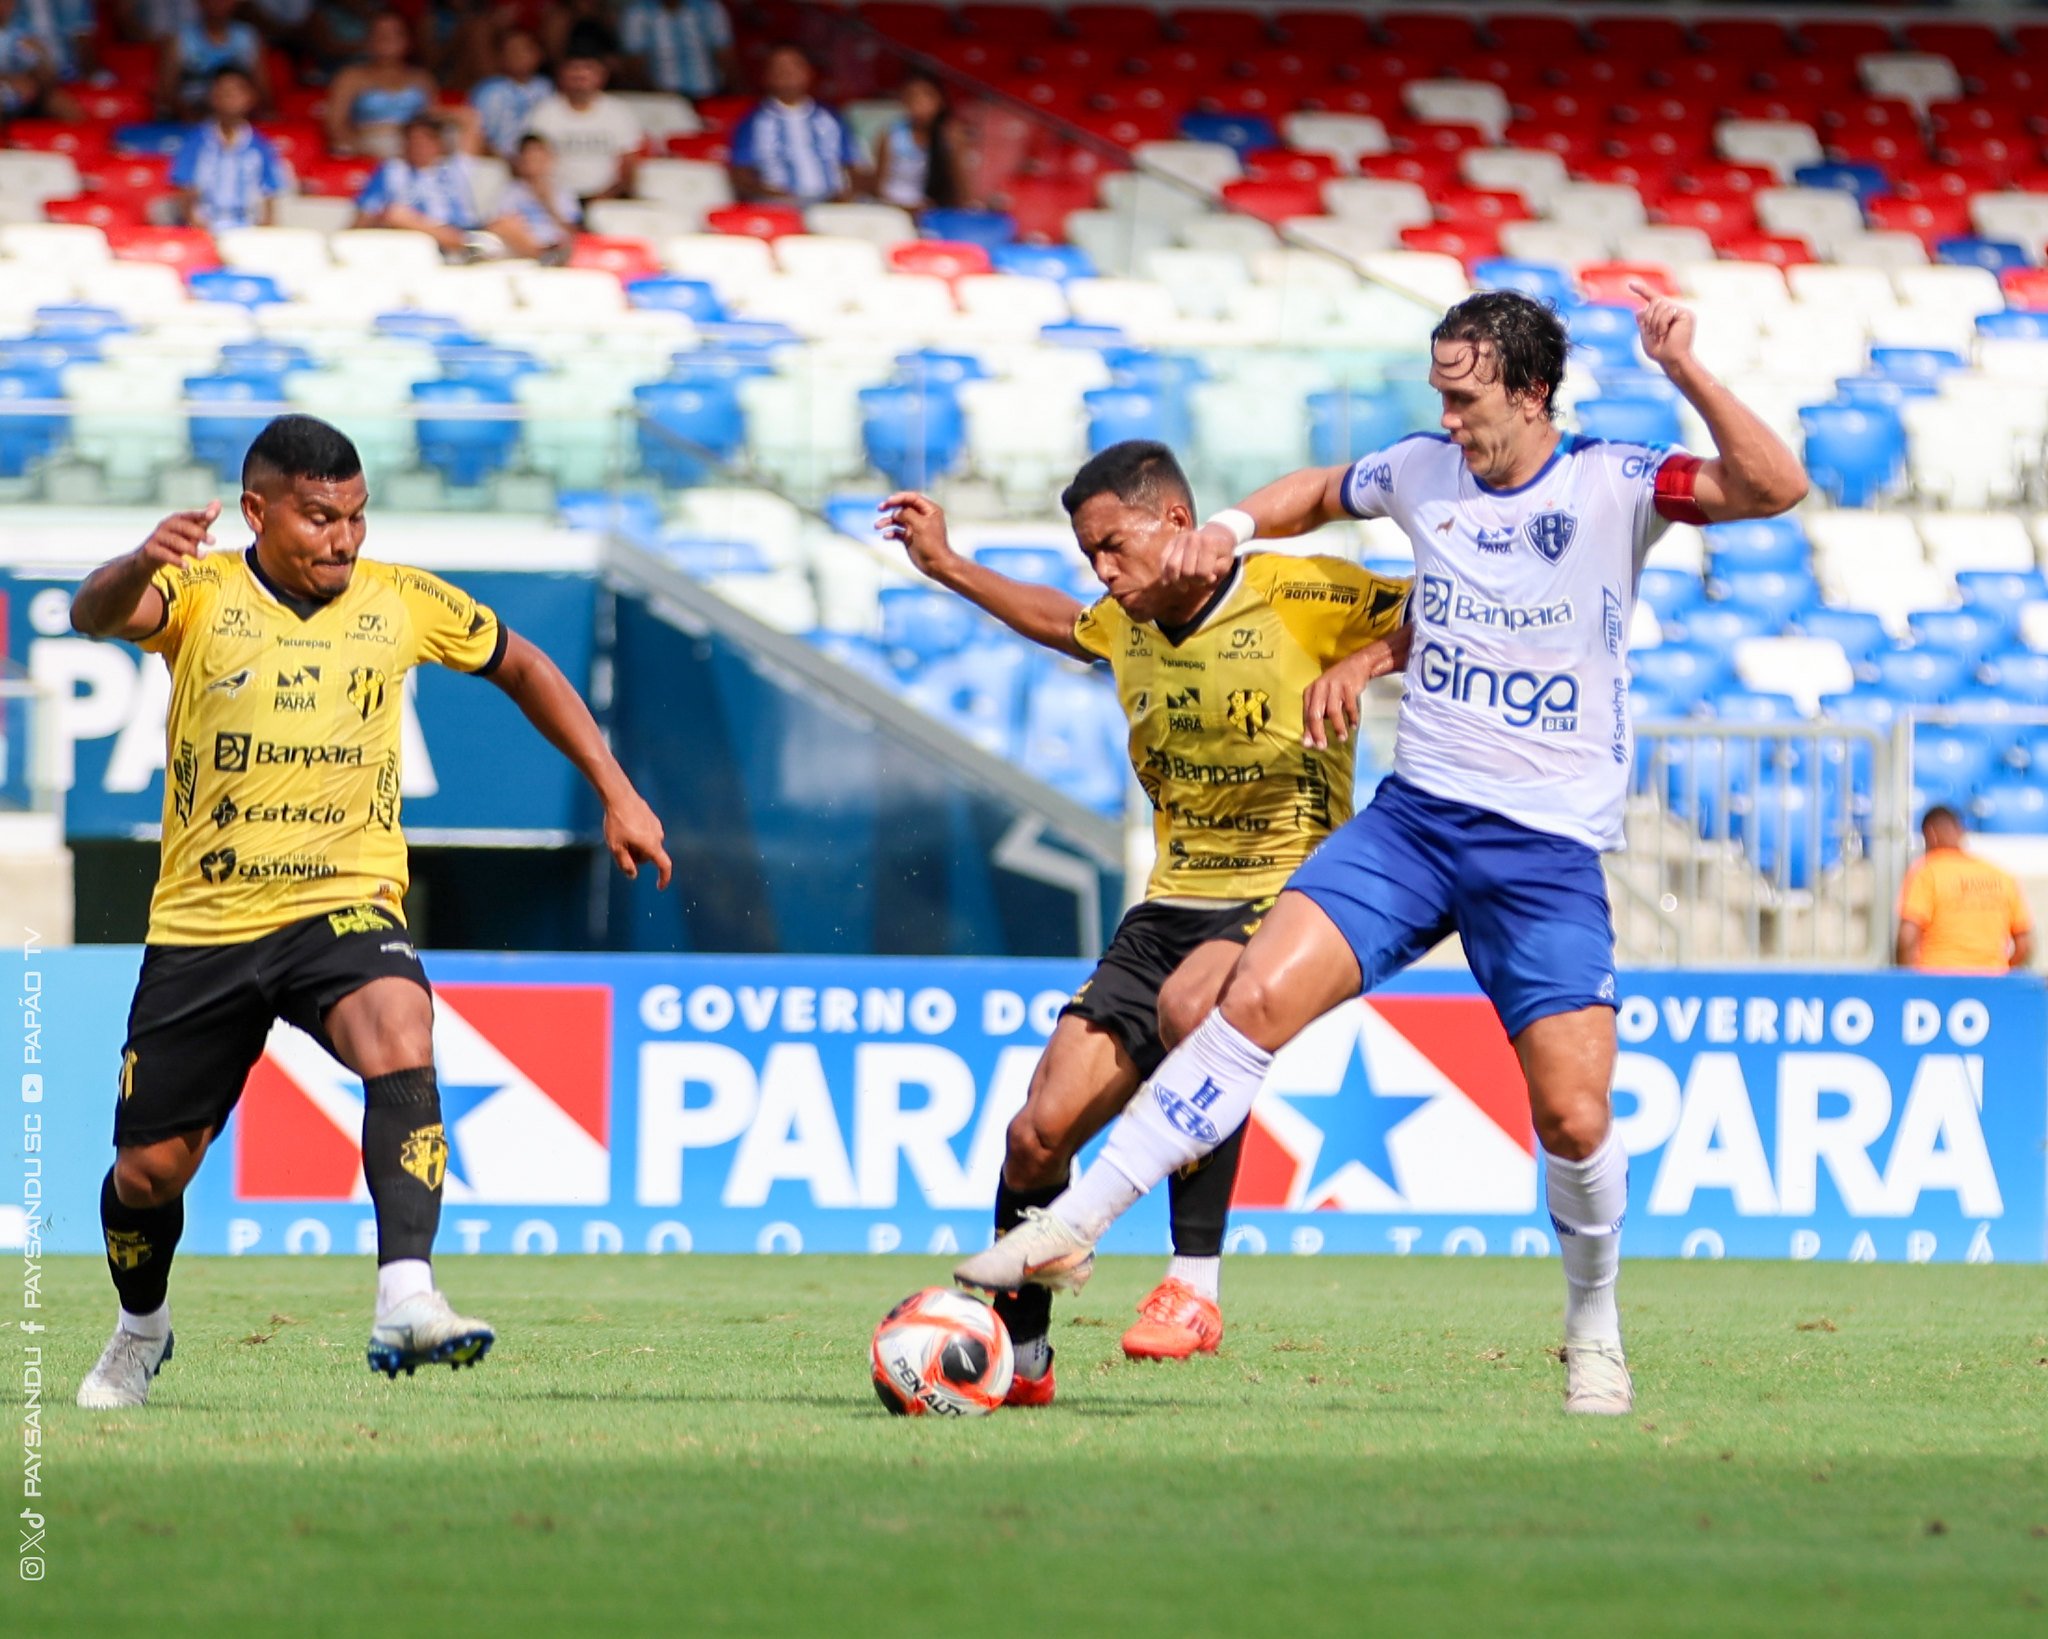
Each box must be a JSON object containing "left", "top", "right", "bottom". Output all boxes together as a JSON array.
[
  {"left": 137, "top": 501, "right": 219, "bottom": 569},
  {"left": 604, "top": 792, "right": 673, "bottom": 890},
  {"left": 1629, "top": 280, "right": 1697, "bottom": 371},
  {"left": 877, "top": 492, "right": 957, "bottom": 580},
  {"left": 1302, "top": 635, "right": 1408, "bottom": 750},
  {"left": 1157, "top": 522, "right": 1239, "bottom": 604}
]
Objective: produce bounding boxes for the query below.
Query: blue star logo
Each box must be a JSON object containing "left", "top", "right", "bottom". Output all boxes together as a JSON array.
[
  {"left": 1268, "top": 1024, "right": 1432, "bottom": 1201},
  {"left": 428, "top": 1078, "right": 504, "bottom": 1190}
]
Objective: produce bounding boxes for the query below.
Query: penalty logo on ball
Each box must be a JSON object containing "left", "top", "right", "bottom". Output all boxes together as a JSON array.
[{"left": 870, "top": 1288, "right": 1014, "bottom": 1418}]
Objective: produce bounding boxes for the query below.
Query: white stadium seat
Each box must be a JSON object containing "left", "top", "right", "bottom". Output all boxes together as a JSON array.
[
  {"left": 804, "top": 201, "right": 917, "bottom": 247},
  {"left": 1130, "top": 140, "right": 1241, "bottom": 195},
  {"left": 1735, "top": 637, "right": 1855, "bottom": 715},
  {"left": 1916, "top": 512, "right": 2040, "bottom": 574},
  {"left": 1278, "top": 112, "right": 1390, "bottom": 171},
  {"left": 1756, "top": 187, "right": 1867, "bottom": 259},
  {"left": 1403, "top": 79, "right": 1510, "bottom": 142},
  {"left": 634, "top": 157, "right": 732, "bottom": 224},
  {"left": 1321, "top": 177, "right": 1431, "bottom": 230},
  {"left": 1969, "top": 193, "right": 2048, "bottom": 256},
  {"left": 1, "top": 221, "right": 109, "bottom": 267},
  {"left": 775, "top": 233, "right": 887, "bottom": 285},
  {"left": 1858, "top": 52, "right": 1965, "bottom": 112},
  {"left": 612, "top": 92, "right": 700, "bottom": 141},
  {"left": 1714, "top": 119, "right": 1824, "bottom": 181},
  {"left": 1459, "top": 148, "right": 1568, "bottom": 213},
  {"left": 662, "top": 232, "right": 777, "bottom": 295}
]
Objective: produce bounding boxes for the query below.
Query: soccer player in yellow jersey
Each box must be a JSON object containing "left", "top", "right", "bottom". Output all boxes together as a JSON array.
[
  {"left": 881, "top": 441, "right": 1408, "bottom": 1401},
  {"left": 70, "top": 415, "right": 672, "bottom": 1409}
]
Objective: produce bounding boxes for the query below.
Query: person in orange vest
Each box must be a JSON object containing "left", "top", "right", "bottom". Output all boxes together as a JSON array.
[{"left": 1896, "top": 804, "right": 2034, "bottom": 973}]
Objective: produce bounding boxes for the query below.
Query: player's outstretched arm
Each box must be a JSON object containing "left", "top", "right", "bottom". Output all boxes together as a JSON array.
[
  {"left": 877, "top": 492, "right": 1092, "bottom": 661},
  {"left": 487, "top": 631, "right": 673, "bottom": 889},
  {"left": 1154, "top": 463, "right": 1355, "bottom": 596},
  {"left": 1629, "top": 279, "right": 1809, "bottom": 522},
  {"left": 1301, "top": 625, "right": 1415, "bottom": 750},
  {"left": 70, "top": 501, "right": 220, "bottom": 641}
]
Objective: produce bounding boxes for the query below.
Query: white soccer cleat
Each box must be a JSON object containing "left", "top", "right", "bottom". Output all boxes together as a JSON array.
[
  {"left": 76, "top": 1326, "right": 174, "bottom": 1410},
  {"left": 367, "top": 1290, "right": 495, "bottom": 1379},
  {"left": 953, "top": 1207, "right": 1097, "bottom": 1296},
  {"left": 1562, "top": 1338, "right": 1634, "bottom": 1415}
]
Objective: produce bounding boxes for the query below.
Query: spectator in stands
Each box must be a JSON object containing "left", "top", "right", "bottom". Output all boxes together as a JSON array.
[
  {"left": 159, "top": 0, "right": 270, "bottom": 121},
  {"left": 874, "top": 72, "right": 965, "bottom": 212},
  {"left": 246, "top": 0, "right": 317, "bottom": 57},
  {"left": 0, "top": 0, "right": 81, "bottom": 121},
  {"left": 729, "top": 45, "right": 863, "bottom": 206},
  {"left": 325, "top": 9, "right": 439, "bottom": 158},
  {"left": 354, "top": 110, "right": 484, "bottom": 254},
  {"left": 125, "top": 0, "right": 198, "bottom": 44},
  {"left": 469, "top": 26, "right": 551, "bottom": 159},
  {"left": 524, "top": 51, "right": 644, "bottom": 203},
  {"left": 21, "top": 0, "right": 92, "bottom": 80},
  {"left": 1897, "top": 805, "right": 2034, "bottom": 974},
  {"left": 488, "top": 131, "right": 581, "bottom": 261},
  {"left": 621, "top": 0, "right": 732, "bottom": 100},
  {"left": 541, "top": 0, "right": 620, "bottom": 74},
  {"left": 171, "top": 65, "right": 285, "bottom": 230},
  {"left": 432, "top": 0, "right": 520, "bottom": 90}
]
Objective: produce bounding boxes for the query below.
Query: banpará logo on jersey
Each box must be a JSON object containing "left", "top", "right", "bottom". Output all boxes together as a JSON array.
[
  {"left": 1226, "top": 688, "right": 1272, "bottom": 742},
  {"left": 1141, "top": 749, "right": 1267, "bottom": 785},
  {"left": 1474, "top": 526, "right": 1516, "bottom": 555},
  {"left": 1415, "top": 641, "right": 1579, "bottom": 732},
  {"left": 256, "top": 741, "right": 365, "bottom": 768},
  {"left": 1602, "top": 587, "right": 1625, "bottom": 657},
  {"left": 1421, "top": 574, "right": 1575, "bottom": 632},
  {"left": 347, "top": 667, "right": 388, "bottom": 721},
  {"left": 1525, "top": 510, "right": 1579, "bottom": 564},
  {"left": 206, "top": 667, "right": 252, "bottom": 696},
  {"left": 214, "top": 731, "right": 250, "bottom": 772}
]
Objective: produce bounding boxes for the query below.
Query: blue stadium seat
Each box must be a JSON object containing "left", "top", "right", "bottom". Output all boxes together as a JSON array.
[
  {"left": 1704, "top": 516, "right": 1808, "bottom": 575},
  {"left": 556, "top": 489, "right": 662, "bottom": 544},
  {"left": 693, "top": 319, "right": 801, "bottom": 353},
  {"left": 1798, "top": 401, "right": 1904, "bottom": 507},
  {"left": 1677, "top": 602, "right": 1779, "bottom": 645},
  {"left": 1975, "top": 309, "right": 2048, "bottom": 341},
  {"left": 1039, "top": 320, "right": 1128, "bottom": 349},
  {"left": 435, "top": 343, "right": 545, "bottom": 387},
  {"left": 1561, "top": 303, "right": 1642, "bottom": 371},
  {"left": 1819, "top": 688, "right": 1901, "bottom": 802},
  {"left": 1104, "top": 347, "right": 1209, "bottom": 394},
  {"left": 625, "top": 276, "right": 727, "bottom": 321},
  {"left": 877, "top": 585, "right": 982, "bottom": 667},
  {"left": 1020, "top": 670, "right": 1128, "bottom": 813},
  {"left": 823, "top": 491, "right": 887, "bottom": 540},
  {"left": 1792, "top": 161, "right": 1889, "bottom": 202},
  {"left": 1577, "top": 395, "right": 1683, "bottom": 446},
  {"left": 187, "top": 269, "right": 286, "bottom": 307},
  {"left": 1473, "top": 258, "right": 1575, "bottom": 304},
  {"left": 667, "top": 347, "right": 778, "bottom": 385},
  {"left": 185, "top": 372, "right": 285, "bottom": 478},
  {"left": 1178, "top": 112, "right": 1279, "bottom": 153},
  {"left": 658, "top": 535, "right": 770, "bottom": 576},
  {"left": 859, "top": 383, "right": 965, "bottom": 488},
  {"left": 1906, "top": 606, "right": 2008, "bottom": 666},
  {"left": 221, "top": 339, "right": 315, "bottom": 377},
  {"left": 1913, "top": 724, "right": 2001, "bottom": 800},
  {"left": 1733, "top": 777, "right": 1844, "bottom": 889},
  {"left": 1627, "top": 680, "right": 1683, "bottom": 721},
  {"left": 1581, "top": 368, "right": 1680, "bottom": 402},
  {"left": 411, "top": 378, "right": 519, "bottom": 487},
  {"left": 1795, "top": 606, "right": 1889, "bottom": 670},
  {"left": 374, "top": 310, "right": 473, "bottom": 344},
  {"left": 1872, "top": 645, "right": 1970, "bottom": 703},
  {"left": 919, "top": 208, "right": 1016, "bottom": 248},
  {"left": 991, "top": 242, "right": 1095, "bottom": 281},
  {"left": 1307, "top": 387, "right": 1412, "bottom": 465},
  {"left": 905, "top": 642, "right": 1032, "bottom": 757},
  {"left": 1713, "top": 570, "right": 1820, "bottom": 626},
  {"left": 34, "top": 304, "right": 131, "bottom": 340},
  {"left": 0, "top": 337, "right": 95, "bottom": 371},
  {"left": 1980, "top": 648, "right": 2048, "bottom": 703},
  {"left": 1637, "top": 566, "right": 1707, "bottom": 623},
  {"left": 1937, "top": 236, "right": 2029, "bottom": 273},
  {"left": 114, "top": 121, "right": 189, "bottom": 155},
  {"left": 803, "top": 629, "right": 898, "bottom": 689},
  {"left": 1834, "top": 374, "right": 1937, "bottom": 408},
  {"left": 1085, "top": 385, "right": 1189, "bottom": 453},
  {"left": 1708, "top": 689, "right": 1804, "bottom": 723},
  {"left": 1975, "top": 778, "right": 2048, "bottom": 833},
  {"left": 634, "top": 378, "right": 745, "bottom": 486},
  {"left": 1630, "top": 640, "right": 1728, "bottom": 707},
  {"left": 1869, "top": 346, "right": 1966, "bottom": 384},
  {"left": 0, "top": 366, "right": 67, "bottom": 477},
  {"left": 1956, "top": 569, "right": 2048, "bottom": 614},
  {"left": 973, "top": 545, "right": 1073, "bottom": 587},
  {"left": 895, "top": 349, "right": 988, "bottom": 389}
]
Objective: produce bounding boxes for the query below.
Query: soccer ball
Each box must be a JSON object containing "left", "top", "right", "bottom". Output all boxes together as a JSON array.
[{"left": 870, "top": 1287, "right": 1014, "bottom": 1417}]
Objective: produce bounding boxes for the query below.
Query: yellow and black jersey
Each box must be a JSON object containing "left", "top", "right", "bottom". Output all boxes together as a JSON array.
[
  {"left": 1073, "top": 552, "right": 1409, "bottom": 903},
  {"left": 138, "top": 548, "right": 505, "bottom": 944}
]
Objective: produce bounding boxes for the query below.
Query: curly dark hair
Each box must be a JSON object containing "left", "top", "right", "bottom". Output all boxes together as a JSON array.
[{"left": 1431, "top": 291, "right": 1571, "bottom": 421}]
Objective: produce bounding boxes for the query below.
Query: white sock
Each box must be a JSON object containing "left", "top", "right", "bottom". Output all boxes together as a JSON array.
[
  {"left": 1545, "top": 1132, "right": 1627, "bottom": 1344},
  {"left": 376, "top": 1257, "right": 434, "bottom": 1319},
  {"left": 1014, "top": 1333, "right": 1052, "bottom": 1378},
  {"left": 1168, "top": 1255, "right": 1220, "bottom": 1302},
  {"left": 1055, "top": 1013, "right": 1274, "bottom": 1239},
  {"left": 119, "top": 1303, "right": 169, "bottom": 1342}
]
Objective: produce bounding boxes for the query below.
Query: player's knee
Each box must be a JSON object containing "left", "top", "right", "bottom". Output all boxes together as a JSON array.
[
  {"left": 113, "top": 1149, "right": 187, "bottom": 1209},
  {"left": 1534, "top": 1099, "right": 1609, "bottom": 1162},
  {"left": 1004, "top": 1109, "right": 1069, "bottom": 1190},
  {"left": 1156, "top": 979, "right": 1211, "bottom": 1052},
  {"left": 1217, "top": 966, "right": 1284, "bottom": 1045}
]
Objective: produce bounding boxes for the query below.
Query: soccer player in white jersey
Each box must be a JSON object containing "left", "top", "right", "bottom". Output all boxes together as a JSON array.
[{"left": 955, "top": 284, "right": 1809, "bottom": 1414}]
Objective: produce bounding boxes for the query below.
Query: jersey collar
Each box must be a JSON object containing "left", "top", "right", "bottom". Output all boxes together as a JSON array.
[
  {"left": 1154, "top": 560, "right": 1242, "bottom": 648},
  {"left": 1472, "top": 430, "right": 1575, "bottom": 497},
  {"left": 244, "top": 545, "right": 339, "bottom": 623}
]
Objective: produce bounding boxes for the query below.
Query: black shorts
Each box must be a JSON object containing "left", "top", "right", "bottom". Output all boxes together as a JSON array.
[
  {"left": 114, "top": 902, "right": 430, "bottom": 1147},
  {"left": 1060, "top": 896, "right": 1273, "bottom": 1077}
]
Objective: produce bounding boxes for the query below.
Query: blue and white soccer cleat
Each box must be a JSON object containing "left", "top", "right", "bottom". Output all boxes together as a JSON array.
[
  {"left": 76, "top": 1326, "right": 174, "bottom": 1409},
  {"left": 367, "top": 1290, "right": 495, "bottom": 1379}
]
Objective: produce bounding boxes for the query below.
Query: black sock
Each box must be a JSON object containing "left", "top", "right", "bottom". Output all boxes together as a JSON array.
[
  {"left": 101, "top": 1167, "right": 183, "bottom": 1318},
  {"left": 1166, "top": 1121, "right": 1248, "bottom": 1259},
  {"left": 991, "top": 1177, "right": 1062, "bottom": 1350},
  {"left": 360, "top": 1066, "right": 444, "bottom": 1264}
]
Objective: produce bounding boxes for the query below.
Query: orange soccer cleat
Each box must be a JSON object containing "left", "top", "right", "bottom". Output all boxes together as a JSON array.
[
  {"left": 1004, "top": 1360, "right": 1056, "bottom": 1407},
  {"left": 1120, "top": 1278, "right": 1224, "bottom": 1361}
]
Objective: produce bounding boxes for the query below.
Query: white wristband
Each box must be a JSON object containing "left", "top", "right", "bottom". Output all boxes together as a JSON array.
[{"left": 1207, "top": 508, "right": 1256, "bottom": 547}]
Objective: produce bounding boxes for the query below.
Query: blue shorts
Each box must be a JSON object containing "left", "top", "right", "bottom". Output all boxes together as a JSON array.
[{"left": 1287, "top": 774, "right": 1616, "bottom": 1039}]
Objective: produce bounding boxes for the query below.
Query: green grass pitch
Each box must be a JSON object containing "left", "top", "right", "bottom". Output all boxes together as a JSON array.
[{"left": 19, "top": 1255, "right": 2048, "bottom": 1636}]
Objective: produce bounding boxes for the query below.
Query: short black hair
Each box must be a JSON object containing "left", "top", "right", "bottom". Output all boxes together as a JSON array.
[
  {"left": 242, "top": 415, "right": 362, "bottom": 490},
  {"left": 403, "top": 112, "right": 443, "bottom": 137},
  {"left": 1060, "top": 440, "right": 1193, "bottom": 518},
  {"left": 1432, "top": 291, "right": 1571, "bottom": 420},
  {"left": 517, "top": 132, "right": 551, "bottom": 152},
  {"left": 1922, "top": 803, "right": 1964, "bottom": 832},
  {"left": 208, "top": 64, "right": 255, "bottom": 89}
]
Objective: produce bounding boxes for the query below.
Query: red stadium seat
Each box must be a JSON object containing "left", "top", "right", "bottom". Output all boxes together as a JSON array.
[
  {"left": 105, "top": 224, "right": 219, "bottom": 272},
  {"left": 1610, "top": 91, "right": 1724, "bottom": 132},
  {"left": 292, "top": 156, "right": 379, "bottom": 197},
  {"left": 1868, "top": 194, "right": 1973, "bottom": 248},
  {"left": 1274, "top": 9, "right": 1371, "bottom": 52},
  {"left": 1000, "top": 174, "right": 1100, "bottom": 242},
  {"left": 2016, "top": 22, "right": 2048, "bottom": 61},
  {"left": 1509, "top": 125, "right": 1603, "bottom": 171},
  {"left": 1894, "top": 164, "right": 2005, "bottom": 206},
  {"left": 1656, "top": 57, "right": 1740, "bottom": 95},
  {"left": 43, "top": 194, "right": 146, "bottom": 229},
  {"left": 1830, "top": 98, "right": 1927, "bottom": 137},
  {"left": 1928, "top": 102, "right": 2033, "bottom": 142},
  {"left": 1169, "top": 9, "right": 1270, "bottom": 51},
  {"left": 1454, "top": 53, "right": 1547, "bottom": 91},
  {"left": 997, "top": 77, "right": 1099, "bottom": 121},
  {"left": 691, "top": 95, "right": 754, "bottom": 135},
  {"left": 1935, "top": 133, "right": 2027, "bottom": 183},
  {"left": 1487, "top": 16, "right": 1585, "bottom": 57},
  {"left": 71, "top": 87, "right": 152, "bottom": 124},
  {"left": 890, "top": 239, "right": 994, "bottom": 280},
  {"left": 1717, "top": 233, "right": 1813, "bottom": 268},
  {"left": 1239, "top": 47, "right": 1322, "bottom": 84},
  {"left": 255, "top": 122, "right": 327, "bottom": 165},
  {"left": 6, "top": 120, "right": 112, "bottom": 159},
  {"left": 1398, "top": 121, "right": 1489, "bottom": 160},
  {"left": 1755, "top": 58, "right": 1862, "bottom": 98},
  {"left": 1217, "top": 176, "right": 1325, "bottom": 225},
  {"left": 1723, "top": 93, "right": 1825, "bottom": 127},
  {"left": 569, "top": 236, "right": 660, "bottom": 279},
  {"left": 860, "top": 3, "right": 955, "bottom": 40},
  {"left": 2002, "top": 268, "right": 2048, "bottom": 309},
  {"left": 96, "top": 42, "right": 158, "bottom": 82},
  {"left": 1516, "top": 90, "right": 1603, "bottom": 128},
  {"left": 1797, "top": 21, "right": 1899, "bottom": 58},
  {"left": 1974, "top": 61, "right": 2047, "bottom": 102},
  {"left": 1066, "top": 4, "right": 1168, "bottom": 45},
  {"left": 1651, "top": 191, "right": 1757, "bottom": 239},
  {"left": 1678, "top": 162, "right": 1778, "bottom": 198},
  {"left": 924, "top": 38, "right": 1014, "bottom": 77},
  {"left": 706, "top": 203, "right": 804, "bottom": 239},
  {"left": 1826, "top": 130, "right": 1921, "bottom": 169},
  {"left": 958, "top": 4, "right": 1056, "bottom": 43},
  {"left": 1380, "top": 11, "right": 1478, "bottom": 56},
  {"left": 1902, "top": 23, "right": 2010, "bottom": 66},
  {"left": 1576, "top": 157, "right": 1668, "bottom": 196},
  {"left": 1605, "top": 130, "right": 1713, "bottom": 169},
  {"left": 666, "top": 131, "right": 731, "bottom": 162},
  {"left": 1197, "top": 84, "right": 1293, "bottom": 118},
  {"left": 1073, "top": 107, "right": 1184, "bottom": 147},
  {"left": 1579, "top": 261, "right": 1678, "bottom": 302},
  {"left": 270, "top": 83, "right": 329, "bottom": 122},
  {"left": 1692, "top": 19, "right": 1792, "bottom": 59},
  {"left": 1023, "top": 42, "right": 1117, "bottom": 76},
  {"left": 1357, "top": 151, "right": 1461, "bottom": 192},
  {"left": 1398, "top": 222, "right": 1499, "bottom": 266},
  {"left": 1120, "top": 44, "right": 1233, "bottom": 80},
  {"left": 1241, "top": 149, "right": 1341, "bottom": 185},
  {"left": 1090, "top": 83, "right": 1183, "bottom": 115},
  {"left": 1434, "top": 187, "right": 1531, "bottom": 228},
  {"left": 1301, "top": 84, "right": 1392, "bottom": 118},
  {"left": 82, "top": 156, "right": 173, "bottom": 193},
  {"left": 1593, "top": 16, "right": 1691, "bottom": 60}
]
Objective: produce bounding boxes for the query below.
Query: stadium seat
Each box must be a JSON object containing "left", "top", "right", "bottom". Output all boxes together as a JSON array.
[
  {"left": 634, "top": 377, "right": 745, "bottom": 486},
  {"left": 1306, "top": 388, "right": 1413, "bottom": 466},
  {"left": 1972, "top": 779, "right": 2048, "bottom": 834},
  {"left": 1906, "top": 607, "right": 2008, "bottom": 667},
  {"left": 1019, "top": 666, "right": 1128, "bottom": 814},
  {"left": 1798, "top": 402, "right": 1904, "bottom": 506},
  {"left": 1873, "top": 646, "right": 1971, "bottom": 704},
  {"left": 1733, "top": 636, "right": 1855, "bottom": 715},
  {"left": 1630, "top": 641, "right": 1729, "bottom": 708},
  {"left": 1637, "top": 567, "right": 1707, "bottom": 624},
  {"left": 1576, "top": 396, "right": 1682, "bottom": 447},
  {"left": 1794, "top": 607, "right": 1890, "bottom": 671},
  {"left": 860, "top": 383, "right": 965, "bottom": 489},
  {"left": 1704, "top": 517, "right": 1808, "bottom": 576}
]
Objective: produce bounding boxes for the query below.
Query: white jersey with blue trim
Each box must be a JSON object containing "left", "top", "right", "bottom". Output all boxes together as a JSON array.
[{"left": 1341, "top": 430, "right": 1687, "bottom": 851}]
